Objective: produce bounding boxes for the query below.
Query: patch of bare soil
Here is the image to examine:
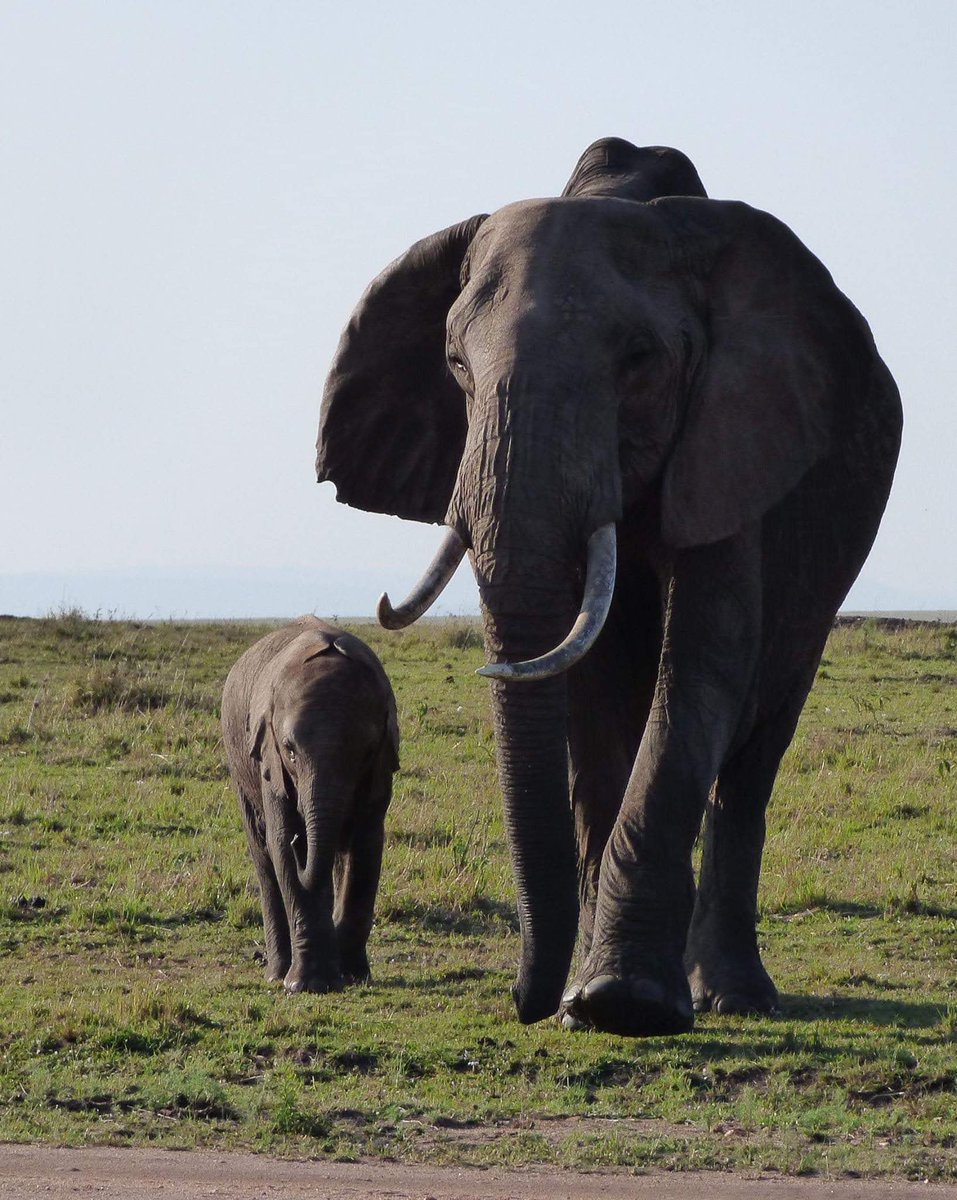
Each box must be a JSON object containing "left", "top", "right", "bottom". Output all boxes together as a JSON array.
[
  {"left": 2, "top": 1143, "right": 957, "bottom": 1200},
  {"left": 401, "top": 1111, "right": 704, "bottom": 1153}
]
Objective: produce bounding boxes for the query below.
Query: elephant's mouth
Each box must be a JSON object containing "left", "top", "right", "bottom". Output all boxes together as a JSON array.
[{"left": 376, "top": 522, "right": 618, "bottom": 679}]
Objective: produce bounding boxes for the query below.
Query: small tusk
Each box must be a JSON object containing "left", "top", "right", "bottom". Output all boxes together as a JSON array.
[
  {"left": 377, "top": 527, "right": 468, "bottom": 630},
  {"left": 477, "top": 524, "right": 617, "bottom": 681}
]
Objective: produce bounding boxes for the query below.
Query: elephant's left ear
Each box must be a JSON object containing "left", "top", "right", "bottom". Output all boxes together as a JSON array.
[
  {"left": 659, "top": 199, "right": 874, "bottom": 548},
  {"left": 317, "top": 214, "right": 488, "bottom": 524}
]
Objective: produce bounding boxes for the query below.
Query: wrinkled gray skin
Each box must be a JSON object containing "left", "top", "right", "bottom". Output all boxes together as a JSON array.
[
  {"left": 316, "top": 139, "right": 902, "bottom": 1035},
  {"left": 222, "top": 616, "right": 399, "bottom": 993}
]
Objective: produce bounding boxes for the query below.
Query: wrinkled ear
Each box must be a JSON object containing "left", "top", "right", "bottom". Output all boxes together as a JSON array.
[
  {"left": 659, "top": 199, "right": 870, "bottom": 548},
  {"left": 316, "top": 214, "right": 488, "bottom": 524},
  {"left": 562, "top": 137, "right": 707, "bottom": 202}
]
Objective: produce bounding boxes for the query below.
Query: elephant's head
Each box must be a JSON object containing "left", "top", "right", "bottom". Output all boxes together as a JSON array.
[{"left": 315, "top": 138, "right": 869, "bottom": 1020}]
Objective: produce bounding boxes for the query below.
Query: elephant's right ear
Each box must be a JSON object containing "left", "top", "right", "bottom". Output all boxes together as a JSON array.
[{"left": 316, "top": 214, "right": 488, "bottom": 524}]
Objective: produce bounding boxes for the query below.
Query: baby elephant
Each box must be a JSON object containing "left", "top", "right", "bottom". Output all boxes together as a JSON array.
[{"left": 222, "top": 616, "right": 399, "bottom": 993}]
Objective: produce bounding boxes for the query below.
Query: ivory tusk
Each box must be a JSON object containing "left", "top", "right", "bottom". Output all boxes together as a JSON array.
[
  {"left": 476, "top": 524, "right": 617, "bottom": 681},
  {"left": 377, "top": 527, "right": 468, "bottom": 630}
]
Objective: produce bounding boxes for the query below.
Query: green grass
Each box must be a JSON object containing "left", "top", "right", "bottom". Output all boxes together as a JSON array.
[{"left": 0, "top": 612, "right": 955, "bottom": 1178}]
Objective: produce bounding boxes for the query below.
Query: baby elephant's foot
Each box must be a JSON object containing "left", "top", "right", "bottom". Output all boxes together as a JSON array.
[
  {"left": 560, "top": 971, "right": 694, "bottom": 1038},
  {"left": 686, "top": 949, "right": 779, "bottom": 1016},
  {"left": 263, "top": 952, "right": 291, "bottom": 984}
]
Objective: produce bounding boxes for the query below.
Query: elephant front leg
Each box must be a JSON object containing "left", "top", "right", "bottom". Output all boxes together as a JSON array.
[
  {"left": 282, "top": 878, "right": 341, "bottom": 994},
  {"left": 333, "top": 814, "right": 386, "bottom": 983},
  {"left": 561, "top": 743, "right": 706, "bottom": 1035},
  {"left": 237, "top": 792, "right": 291, "bottom": 982},
  {"left": 266, "top": 821, "right": 341, "bottom": 994},
  {"left": 567, "top": 602, "right": 656, "bottom": 959},
  {"left": 561, "top": 536, "right": 761, "bottom": 1037}
]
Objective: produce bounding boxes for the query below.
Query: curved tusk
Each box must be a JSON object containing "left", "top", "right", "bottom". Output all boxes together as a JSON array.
[
  {"left": 476, "top": 524, "right": 617, "bottom": 681},
  {"left": 377, "top": 527, "right": 468, "bottom": 630}
]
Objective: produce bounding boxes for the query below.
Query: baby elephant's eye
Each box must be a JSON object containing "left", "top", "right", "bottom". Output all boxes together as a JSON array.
[{"left": 282, "top": 738, "right": 296, "bottom": 759}]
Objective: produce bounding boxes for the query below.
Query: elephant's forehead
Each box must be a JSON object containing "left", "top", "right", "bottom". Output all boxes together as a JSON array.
[{"left": 473, "top": 197, "right": 673, "bottom": 276}]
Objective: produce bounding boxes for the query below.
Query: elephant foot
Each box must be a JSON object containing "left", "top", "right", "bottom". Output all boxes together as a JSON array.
[
  {"left": 264, "top": 954, "right": 291, "bottom": 984},
  {"left": 559, "top": 973, "right": 694, "bottom": 1038},
  {"left": 685, "top": 952, "right": 779, "bottom": 1016},
  {"left": 283, "top": 966, "right": 344, "bottom": 995},
  {"left": 339, "top": 949, "right": 371, "bottom": 985}
]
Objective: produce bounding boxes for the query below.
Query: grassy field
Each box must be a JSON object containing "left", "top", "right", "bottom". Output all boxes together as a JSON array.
[{"left": 0, "top": 612, "right": 955, "bottom": 1179}]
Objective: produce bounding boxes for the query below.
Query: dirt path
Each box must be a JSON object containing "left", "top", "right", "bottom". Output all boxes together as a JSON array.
[{"left": 1, "top": 1144, "right": 956, "bottom": 1200}]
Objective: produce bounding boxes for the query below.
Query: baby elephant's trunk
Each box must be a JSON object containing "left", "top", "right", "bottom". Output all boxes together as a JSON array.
[{"left": 295, "top": 770, "right": 349, "bottom": 894}]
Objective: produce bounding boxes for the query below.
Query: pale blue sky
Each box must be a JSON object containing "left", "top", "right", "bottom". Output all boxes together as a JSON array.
[{"left": 2, "top": 1, "right": 954, "bottom": 617}]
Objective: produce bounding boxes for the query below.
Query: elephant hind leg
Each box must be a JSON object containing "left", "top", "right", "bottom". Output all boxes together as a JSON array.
[{"left": 685, "top": 675, "right": 816, "bottom": 1016}]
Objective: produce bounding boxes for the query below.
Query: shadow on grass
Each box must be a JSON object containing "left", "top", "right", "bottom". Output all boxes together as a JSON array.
[
  {"left": 777, "top": 992, "right": 948, "bottom": 1029},
  {"left": 771, "top": 899, "right": 957, "bottom": 920},
  {"left": 379, "top": 897, "right": 518, "bottom": 935},
  {"left": 376, "top": 965, "right": 495, "bottom": 993}
]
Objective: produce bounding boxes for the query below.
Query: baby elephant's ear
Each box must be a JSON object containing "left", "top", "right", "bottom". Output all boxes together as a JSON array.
[
  {"left": 333, "top": 634, "right": 400, "bottom": 770},
  {"left": 659, "top": 198, "right": 875, "bottom": 549},
  {"left": 317, "top": 214, "right": 488, "bottom": 524}
]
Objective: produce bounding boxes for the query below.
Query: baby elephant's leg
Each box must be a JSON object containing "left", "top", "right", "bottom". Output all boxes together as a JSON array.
[
  {"left": 334, "top": 818, "right": 386, "bottom": 982},
  {"left": 266, "top": 813, "right": 342, "bottom": 993},
  {"left": 237, "top": 791, "right": 290, "bottom": 981}
]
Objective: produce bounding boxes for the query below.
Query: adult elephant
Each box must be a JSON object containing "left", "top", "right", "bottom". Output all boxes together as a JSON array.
[{"left": 315, "top": 138, "right": 902, "bottom": 1037}]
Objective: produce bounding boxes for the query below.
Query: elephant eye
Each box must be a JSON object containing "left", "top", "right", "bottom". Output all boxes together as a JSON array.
[
  {"left": 447, "top": 350, "right": 469, "bottom": 377},
  {"left": 623, "top": 343, "right": 654, "bottom": 371},
  {"left": 619, "top": 344, "right": 657, "bottom": 386}
]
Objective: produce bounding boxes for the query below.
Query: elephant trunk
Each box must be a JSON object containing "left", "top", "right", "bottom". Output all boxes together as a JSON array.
[
  {"left": 294, "top": 768, "right": 347, "bottom": 894},
  {"left": 448, "top": 370, "right": 622, "bottom": 1018},
  {"left": 477, "top": 523, "right": 617, "bottom": 680},
  {"left": 481, "top": 604, "right": 579, "bottom": 1022}
]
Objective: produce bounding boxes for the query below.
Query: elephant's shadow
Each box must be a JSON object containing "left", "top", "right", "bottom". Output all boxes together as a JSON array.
[
  {"left": 380, "top": 898, "right": 519, "bottom": 937},
  {"left": 683, "top": 999, "right": 950, "bottom": 1072},
  {"left": 772, "top": 993, "right": 949, "bottom": 1033},
  {"left": 787, "top": 898, "right": 957, "bottom": 921}
]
